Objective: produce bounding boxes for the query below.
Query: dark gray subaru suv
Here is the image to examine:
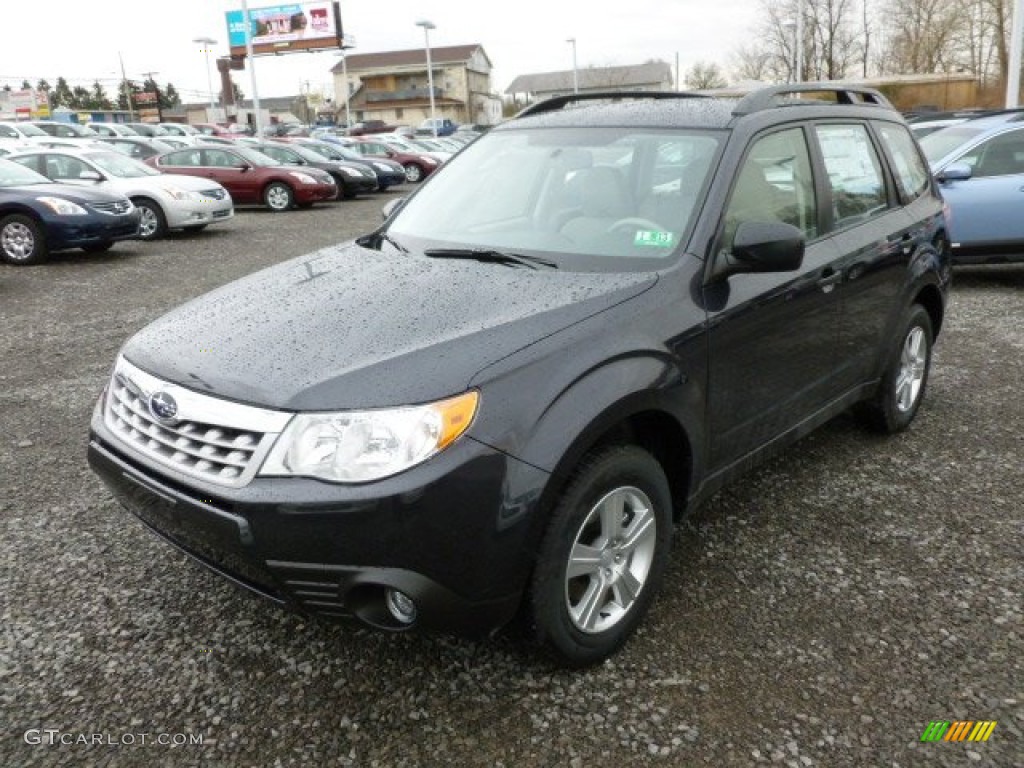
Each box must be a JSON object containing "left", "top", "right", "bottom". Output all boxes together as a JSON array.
[{"left": 88, "top": 85, "right": 951, "bottom": 667}]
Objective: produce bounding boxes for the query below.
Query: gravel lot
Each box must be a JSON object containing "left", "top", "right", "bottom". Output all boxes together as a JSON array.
[{"left": 1, "top": 198, "right": 1021, "bottom": 767}]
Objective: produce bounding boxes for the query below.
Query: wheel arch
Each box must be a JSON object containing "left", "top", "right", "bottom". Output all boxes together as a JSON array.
[{"left": 913, "top": 281, "right": 945, "bottom": 338}]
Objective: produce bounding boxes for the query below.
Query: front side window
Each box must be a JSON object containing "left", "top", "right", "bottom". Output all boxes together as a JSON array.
[
  {"left": 961, "top": 128, "right": 1024, "bottom": 177},
  {"left": 43, "top": 154, "right": 90, "bottom": 180},
  {"left": 388, "top": 126, "right": 723, "bottom": 270},
  {"left": 815, "top": 124, "right": 888, "bottom": 229},
  {"left": 162, "top": 149, "right": 202, "bottom": 167},
  {"left": 723, "top": 127, "right": 818, "bottom": 244}
]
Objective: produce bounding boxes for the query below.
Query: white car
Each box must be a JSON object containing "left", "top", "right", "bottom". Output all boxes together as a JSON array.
[
  {"left": 0, "top": 120, "right": 53, "bottom": 149},
  {"left": 29, "top": 120, "right": 107, "bottom": 147},
  {"left": 158, "top": 123, "right": 203, "bottom": 139},
  {"left": 86, "top": 122, "right": 140, "bottom": 137},
  {"left": 7, "top": 147, "right": 234, "bottom": 240}
]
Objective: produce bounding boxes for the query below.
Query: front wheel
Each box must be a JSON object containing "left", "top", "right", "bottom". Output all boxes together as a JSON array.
[
  {"left": 403, "top": 163, "right": 423, "bottom": 183},
  {"left": 264, "top": 182, "right": 294, "bottom": 212},
  {"left": 133, "top": 198, "right": 167, "bottom": 240},
  {"left": 0, "top": 214, "right": 48, "bottom": 265},
  {"left": 529, "top": 445, "right": 672, "bottom": 667},
  {"left": 856, "top": 304, "right": 934, "bottom": 433}
]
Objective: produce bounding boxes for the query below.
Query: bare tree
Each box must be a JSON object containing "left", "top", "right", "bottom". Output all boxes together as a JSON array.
[
  {"left": 731, "top": 45, "right": 774, "bottom": 82},
  {"left": 686, "top": 62, "right": 728, "bottom": 90},
  {"left": 876, "top": 0, "right": 961, "bottom": 75}
]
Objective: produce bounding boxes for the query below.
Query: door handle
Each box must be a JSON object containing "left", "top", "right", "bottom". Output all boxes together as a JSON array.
[
  {"left": 886, "top": 233, "right": 914, "bottom": 255},
  {"left": 817, "top": 268, "right": 843, "bottom": 293}
]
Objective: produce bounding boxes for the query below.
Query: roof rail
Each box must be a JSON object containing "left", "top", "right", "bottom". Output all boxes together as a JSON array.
[
  {"left": 733, "top": 83, "right": 895, "bottom": 116},
  {"left": 515, "top": 90, "right": 710, "bottom": 119}
]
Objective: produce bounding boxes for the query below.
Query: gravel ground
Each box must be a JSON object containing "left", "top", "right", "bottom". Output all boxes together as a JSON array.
[{"left": 1, "top": 199, "right": 1021, "bottom": 767}]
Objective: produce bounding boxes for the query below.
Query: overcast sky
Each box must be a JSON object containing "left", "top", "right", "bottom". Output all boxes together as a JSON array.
[{"left": 2, "top": 0, "right": 763, "bottom": 103}]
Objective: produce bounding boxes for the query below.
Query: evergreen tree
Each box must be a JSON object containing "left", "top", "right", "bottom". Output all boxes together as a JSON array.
[
  {"left": 161, "top": 82, "right": 181, "bottom": 108},
  {"left": 89, "top": 81, "right": 113, "bottom": 110},
  {"left": 21, "top": 80, "right": 32, "bottom": 90},
  {"left": 51, "top": 77, "right": 73, "bottom": 108}
]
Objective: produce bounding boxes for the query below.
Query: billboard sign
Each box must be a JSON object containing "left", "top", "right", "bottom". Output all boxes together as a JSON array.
[
  {"left": 226, "top": 1, "right": 342, "bottom": 57},
  {"left": 0, "top": 89, "right": 50, "bottom": 119}
]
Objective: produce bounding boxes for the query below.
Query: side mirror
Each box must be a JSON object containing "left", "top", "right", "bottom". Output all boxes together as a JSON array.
[
  {"left": 79, "top": 170, "right": 103, "bottom": 182},
  {"left": 714, "top": 221, "right": 805, "bottom": 280},
  {"left": 936, "top": 162, "right": 972, "bottom": 183},
  {"left": 381, "top": 196, "right": 408, "bottom": 220}
]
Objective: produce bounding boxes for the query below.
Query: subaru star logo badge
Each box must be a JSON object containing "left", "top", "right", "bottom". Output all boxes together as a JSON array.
[{"left": 148, "top": 391, "right": 178, "bottom": 422}]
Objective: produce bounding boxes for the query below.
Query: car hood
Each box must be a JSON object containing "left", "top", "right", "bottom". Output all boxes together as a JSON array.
[
  {"left": 121, "top": 242, "right": 657, "bottom": 411},
  {"left": 2, "top": 182, "right": 130, "bottom": 204}
]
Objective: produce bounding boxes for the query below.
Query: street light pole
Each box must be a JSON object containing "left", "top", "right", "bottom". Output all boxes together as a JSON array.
[
  {"left": 795, "top": 0, "right": 804, "bottom": 83},
  {"left": 193, "top": 36, "right": 218, "bottom": 113},
  {"left": 118, "top": 51, "right": 135, "bottom": 122},
  {"left": 782, "top": 20, "right": 797, "bottom": 84},
  {"left": 567, "top": 38, "right": 579, "bottom": 94},
  {"left": 416, "top": 19, "right": 437, "bottom": 137}
]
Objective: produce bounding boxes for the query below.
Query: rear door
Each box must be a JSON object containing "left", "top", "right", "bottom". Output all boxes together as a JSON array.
[{"left": 811, "top": 122, "right": 915, "bottom": 391}]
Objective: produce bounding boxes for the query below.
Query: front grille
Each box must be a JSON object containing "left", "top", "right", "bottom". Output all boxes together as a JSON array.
[
  {"left": 104, "top": 357, "right": 291, "bottom": 488},
  {"left": 91, "top": 200, "right": 133, "bottom": 215},
  {"left": 201, "top": 188, "right": 228, "bottom": 200}
]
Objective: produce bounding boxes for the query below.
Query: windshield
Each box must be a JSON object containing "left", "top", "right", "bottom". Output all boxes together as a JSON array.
[
  {"left": 15, "top": 123, "right": 48, "bottom": 137},
  {"left": 388, "top": 126, "right": 722, "bottom": 271},
  {"left": 0, "top": 157, "right": 52, "bottom": 186},
  {"left": 304, "top": 142, "right": 347, "bottom": 160},
  {"left": 86, "top": 151, "right": 161, "bottom": 177},
  {"left": 235, "top": 146, "right": 281, "bottom": 166},
  {"left": 919, "top": 124, "right": 990, "bottom": 165},
  {"left": 68, "top": 123, "right": 99, "bottom": 137}
]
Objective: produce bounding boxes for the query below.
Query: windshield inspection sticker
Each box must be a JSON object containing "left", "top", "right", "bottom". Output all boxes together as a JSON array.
[{"left": 633, "top": 230, "right": 675, "bottom": 248}]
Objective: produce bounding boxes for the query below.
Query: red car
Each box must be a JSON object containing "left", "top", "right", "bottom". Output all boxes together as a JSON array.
[
  {"left": 146, "top": 145, "right": 337, "bottom": 211},
  {"left": 345, "top": 137, "right": 442, "bottom": 183}
]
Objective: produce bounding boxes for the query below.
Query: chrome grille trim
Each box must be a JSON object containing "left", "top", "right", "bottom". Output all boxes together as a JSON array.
[
  {"left": 104, "top": 356, "right": 292, "bottom": 488},
  {"left": 91, "top": 200, "right": 133, "bottom": 215}
]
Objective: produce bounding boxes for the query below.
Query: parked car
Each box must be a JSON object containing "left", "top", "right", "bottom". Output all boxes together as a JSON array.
[
  {"left": 377, "top": 135, "right": 452, "bottom": 163},
  {"left": 124, "top": 123, "right": 173, "bottom": 138},
  {"left": 192, "top": 123, "right": 232, "bottom": 137},
  {"left": 194, "top": 136, "right": 240, "bottom": 146},
  {"left": 87, "top": 84, "right": 950, "bottom": 666},
  {"left": 0, "top": 121, "right": 53, "bottom": 147},
  {"left": 248, "top": 141, "right": 378, "bottom": 200},
  {"left": 284, "top": 138, "right": 406, "bottom": 190},
  {"left": 905, "top": 108, "right": 1024, "bottom": 139},
  {"left": 921, "top": 114, "right": 1024, "bottom": 263},
  {"left": 346, "top": 119, "right": 400, "bottom": 136},
  {"left": 346, "top": 137, "right": 441, "bottom": 182},
  {"left": 158, "top": 123, "right": 203, "bottom": 138},
  {"left": 146, "top": 144, "right": 336, "bottom": 211},
  {"left": 30, "top": 121, "right": 103, "bottom": 146},
  {"left": 8, "top": 147, "right": 234, "bottom": 240},
  {"left": 86, "top": 122, "right": 140, "bottom": 137},
  {"left": 95, "top": 136, "right": 178, "bottom": 161},
  {"left": 416, "top": 117, "right": 458, "bottom": 136},
  {"left": 0, "top": 157, "right": 139, "bottom": 264}
]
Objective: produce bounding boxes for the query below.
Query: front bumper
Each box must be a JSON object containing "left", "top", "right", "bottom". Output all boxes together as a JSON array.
[
  {"left": 47, "top": 211, "right": 141, "bottom": 250},
  {"left": 164, "top": 198, "right": 235, "bottom": 229},
  {"left": 87, "top": 402, "right": 540, "bottom": 636},
  {"left": 294, "top": 182, "right": 337, "bottom": 204}
]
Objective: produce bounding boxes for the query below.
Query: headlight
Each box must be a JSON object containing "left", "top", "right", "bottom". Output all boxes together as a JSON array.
[
  {"left": 36, "top": 196, "right": 87, "bottom": 215},
  {"left": 161, "top": 186, "right": 199, "bottom": 201},
  {"left": 288, "top": 171, "right": 318, "bottom": 185},
  {"left": 340, "top": 166, "right": 362, "bottom": 178},
  {"left": 423, "top": 157, "right": 438, "bottom": 165},
  {"left": 260, "top": 391, "right": 479, "bottom": 483}
]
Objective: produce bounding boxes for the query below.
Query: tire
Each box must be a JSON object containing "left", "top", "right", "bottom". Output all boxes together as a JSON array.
[
  {"left": 0, "top": 214, "right": 48, "bottom": 265},
  {"left": 82, "top": 241, "right": 114, "bottom": 253},
  {"left": 133, "top": 198, "right": 167, "bottom": 241},
  {"left": 264, "top": 182, "right": 294, "bottom": 212},
  {"left": 529, "top": 445, "right": 673, "bottom": 667},
  {"left": 183, "top": 224, "right": 208, "bottom": 232},
  {"left": 403, "top": 163, "right": 424, "bottom": 183},
  {"left": 331, "top": 174, "right": 351, "bottom": 200},
  {"left": 856, "top": 304, "right": 934, "bottom": 434}
]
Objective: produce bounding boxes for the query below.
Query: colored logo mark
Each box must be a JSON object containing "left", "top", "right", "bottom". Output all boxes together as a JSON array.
[{"left": 920, "top": 721, "right": 997, "bottom": 742}]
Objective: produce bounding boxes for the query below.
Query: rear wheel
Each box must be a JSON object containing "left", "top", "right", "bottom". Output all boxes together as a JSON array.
[
  {"left": 529, "top": 445, "right": 672, "bottom": 667},
  {"left": 133, "top": 198, "right": 167, "bottom": 240},
  {"left": 264, "top": 182, "right": 294, "bottom": 211},
  {"left": 856, "top": 304, "right": 934, "bottom": 433},
  {"left": 0, "top": 214, "right": 48, "bottom": 265},
  {"left": 403, "top": 163, "right": 424, "bottom": 183}
]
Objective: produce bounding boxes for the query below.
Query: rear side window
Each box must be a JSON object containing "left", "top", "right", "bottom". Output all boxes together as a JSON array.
[
  {"left": 877, "top": 123, "right": 929, "bottom": 199},
  {"left": 815, "top": 124, "right": 888, "bottom": 229},
  {"left": 162, "top": 149, "right": 202, "bottom": 167}
]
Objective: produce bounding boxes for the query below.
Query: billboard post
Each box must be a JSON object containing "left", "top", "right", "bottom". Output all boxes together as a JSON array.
[{"left": 241, "top": 0, "right": 263, "bottom": 139}]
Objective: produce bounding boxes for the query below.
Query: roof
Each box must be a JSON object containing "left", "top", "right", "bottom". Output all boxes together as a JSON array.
[
  {"left": 505, "top": 62, "right": 673, "bottom": 95},
  {"left": 331, "top": 45, "right": 488, "bottom": 73}
]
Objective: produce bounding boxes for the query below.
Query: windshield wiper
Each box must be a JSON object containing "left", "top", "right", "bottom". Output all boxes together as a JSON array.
[{"left": 424, "top": 248, "right": 558, "bottom": 270}]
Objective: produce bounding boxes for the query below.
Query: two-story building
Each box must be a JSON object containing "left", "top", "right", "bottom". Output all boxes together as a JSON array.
[{"left": 330, "top": 44, "right": 500, "bottom": 127}]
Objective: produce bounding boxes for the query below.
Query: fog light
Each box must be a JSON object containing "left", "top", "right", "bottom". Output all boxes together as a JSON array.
[{"left": 385, "top": 589, "right": 417, "bottom": 624}]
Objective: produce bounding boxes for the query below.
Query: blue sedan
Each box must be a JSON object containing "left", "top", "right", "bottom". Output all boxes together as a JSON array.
[
  {"left": 0, "top": 158, "right": 140, "bottom": 265},
  {"left": 921, "top": 115, "right": 1024, "bottom": 264}
]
